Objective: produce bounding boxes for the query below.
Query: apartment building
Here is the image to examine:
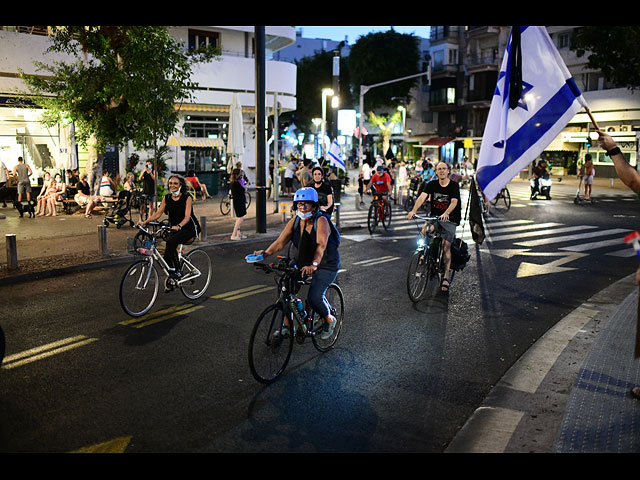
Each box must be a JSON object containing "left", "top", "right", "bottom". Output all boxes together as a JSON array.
[{"left": 0, "top": 26, "right": 297, "bottom": 186}]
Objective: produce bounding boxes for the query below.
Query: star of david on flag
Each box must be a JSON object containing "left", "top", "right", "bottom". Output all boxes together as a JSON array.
[
  {"left": 328, "top": 140, "right": 346, "bottom": 171},
  {"left": 476, "top": 26, "right": 589, "bottom": 200}
]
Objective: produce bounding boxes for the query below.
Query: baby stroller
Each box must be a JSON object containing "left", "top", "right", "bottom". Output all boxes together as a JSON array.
[{"left": 103, "top": 190, "right": 135, "bottom": 229}]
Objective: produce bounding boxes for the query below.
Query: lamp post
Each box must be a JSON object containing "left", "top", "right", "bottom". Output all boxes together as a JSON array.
[
  {"left": 321, "top": 88, "right": 334, "bottom": 158},
  {"left": 312, "top": 118, "right": 322, "bottom": 158},
  {"left": 397, "top": 105, "right": 406, "bottom": 160}
]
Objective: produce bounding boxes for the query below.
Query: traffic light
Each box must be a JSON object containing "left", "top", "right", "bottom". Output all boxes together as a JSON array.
[{"left": 585, "top": 136, "right": 592, "bottom": 147}]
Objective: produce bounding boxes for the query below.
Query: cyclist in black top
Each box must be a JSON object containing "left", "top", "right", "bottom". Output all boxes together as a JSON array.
[{"left": 139, "top": 174, "right": 200, "bottom": 278}]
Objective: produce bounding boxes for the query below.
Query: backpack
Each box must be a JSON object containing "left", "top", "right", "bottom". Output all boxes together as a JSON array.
[{"left": 451, "top": 238, "right": 471, "bottom": 271}]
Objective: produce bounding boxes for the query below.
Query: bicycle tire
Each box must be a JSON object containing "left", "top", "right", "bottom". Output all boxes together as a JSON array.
[
  {"left": 382, "top": 201, "right": 392, "bottom": 230},
  {"left": 367, "top": 202, "right": 378, "bottom": 234},
  {"left": 245, "top": 191, "right": 251, "bottom": 209},
  {"left": 248, "top": 303, "right": 293, "bottom": 384},
  {"left": 502, "top": 188, "right": 511, "bottom": 210},
  {"left": 180, "top": 249, "right": 212, "bottom": 299},
  {"left": 403, "top": 195, "right": 415, "bottom": 212},
  {"left": 220, "top": 195, "right": 231, "bottom": 216},
  {"left": 119, "top": 260, "right": 159, "bottom": 317},
  {"left": 407, "top": 249, "right": 430, "bottom": 302},
  {"left": 312, "top": 283, "right": 344, "bottom": 352}
]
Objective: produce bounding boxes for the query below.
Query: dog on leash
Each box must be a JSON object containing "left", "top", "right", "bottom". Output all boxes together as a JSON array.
[{"left": 14, "top": 200, "right": 36, "bottom": 218}]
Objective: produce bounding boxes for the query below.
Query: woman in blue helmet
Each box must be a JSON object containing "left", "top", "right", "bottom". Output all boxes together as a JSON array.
[{"left": 252, "top": 187, "right": 340, "bottom": 339}]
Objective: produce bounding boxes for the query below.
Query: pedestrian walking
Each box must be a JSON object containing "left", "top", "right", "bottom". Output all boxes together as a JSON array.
[{"left": 12, "top": 156, "right": 32, "bottom": 203}]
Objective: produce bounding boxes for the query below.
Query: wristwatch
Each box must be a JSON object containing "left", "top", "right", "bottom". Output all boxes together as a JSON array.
[{"left": 312, "top": 261, "right": 319, "bottom": 267}]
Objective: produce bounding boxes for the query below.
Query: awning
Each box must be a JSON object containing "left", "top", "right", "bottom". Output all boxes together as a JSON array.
[
  {"left": 167, "top": 136, "right": 226, "bottom": 148},
  {"left": 174, "top": 104, "right": 255, "bottom": 114},
  {"left": 417, "top": 137, "right": 455, "bottom": 148}
]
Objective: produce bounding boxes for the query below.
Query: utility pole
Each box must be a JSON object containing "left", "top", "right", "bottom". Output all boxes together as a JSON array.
[
  {"left": 255, "top": 26, "right": 266, "bottom": 233},
  {"left": 357, "top": 71, "right": 429, "bottom": 168}
]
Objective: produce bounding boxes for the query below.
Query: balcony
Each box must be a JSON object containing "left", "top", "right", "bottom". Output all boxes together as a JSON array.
[{"left": 466, "top": 26, "right": 501, "bottom": 38}]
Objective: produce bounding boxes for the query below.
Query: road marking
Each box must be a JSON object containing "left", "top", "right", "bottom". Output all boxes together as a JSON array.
[
  {"left": 71, "top": 436, "right": 132, "bottom": 453},
  {"left": 212, "top": 284, "right": 275, "bottom": 301},
  {"left": 2, "top": 335, "right": 99, "bottom": 370},
  {"left": 131, "top": 305, "right": 205, "bottom": 328},
  {"left": 353, "top": 255, "right": 401, "bottom": 266},
  {"left": 515, "top": 228, "right": 631, "bottom": 247},
  {"left": 488, "top": 225, "right": 598, "bottom": 243},
  {"left": 444, "top": 407, "right": 525, "bottom": 453},
  {"left": 482, "top": 249, "right": 588, "bottom": 277},
  {"left": 559, "top": 237, "right": 625, "bottom": 252},
  {"left": 488, "top": 222, "right": 562, "bottom": 235}
]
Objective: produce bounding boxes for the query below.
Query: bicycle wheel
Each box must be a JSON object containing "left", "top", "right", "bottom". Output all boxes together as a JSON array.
[
  {"left": 119, "top": 260, "right": 159, "bottom": 317},
  {"left": 382, "top": 201, "right": 392, "bottom": 230},
  {"left": 502, "top": 188, "right": 511, "bottom": 210},
  {"left": 180, "top": 249, "right": 212, "bottom": 299},
  {"left": 245, "top": 191, "right": 251, "bottom": 209},
  {"left": 407, "top": 248, "right": 430, "bottom": 302},
  {"left": 367, "top": 202, "right": 378, "bottom": 234},
  {"left": 248, "top": 304, "right": 293, "bottom": 384},
  {"left": 312, "top": 283, "right": 345, "bottom": 352},
  {"left": 220, "top": 195, "right": 231, "bottom": 216},
  {"left": 403, "top": 195, "right": 415, "bottom": 212}
]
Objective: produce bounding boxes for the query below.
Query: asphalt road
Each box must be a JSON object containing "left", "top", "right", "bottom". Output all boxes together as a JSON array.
[{"left": 0, "top": 181, "right": 637, "bottom": 452}]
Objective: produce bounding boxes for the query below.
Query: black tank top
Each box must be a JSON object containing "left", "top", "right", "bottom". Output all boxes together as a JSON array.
[{"left": 165, "top": 193, "right": 198, "bottom": 234}]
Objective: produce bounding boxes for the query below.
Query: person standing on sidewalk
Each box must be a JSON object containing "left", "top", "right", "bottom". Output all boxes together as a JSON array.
[
  {"left": 0, "top": 159, "right": 11, "bottom": 207},
  {"left": 579, "top": 153, "right": 596, "bottom": 200},
  {"left": 12, "top": 156, "right": 32, "bottom": 203},
  {"left": 229, "top": 168, "right": 247, "bottom": 240},
  {"left": 598, "top": 130, "right": 640, "bottom": 400}
]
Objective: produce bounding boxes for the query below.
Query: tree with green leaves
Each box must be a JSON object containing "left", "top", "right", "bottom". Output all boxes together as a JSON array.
[
  {"left": 18, "top": 26, "right": 220, "bottom": 195},
  {"left": 570, "top": 26, "right": 640, "bottom": 91}
]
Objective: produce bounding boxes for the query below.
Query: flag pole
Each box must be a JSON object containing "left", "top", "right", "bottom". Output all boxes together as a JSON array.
[{"left": 584, "top": 106, "right": 600, "bottom": 131}]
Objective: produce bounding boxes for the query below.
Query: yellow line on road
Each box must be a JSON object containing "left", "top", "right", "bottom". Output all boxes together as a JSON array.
[
  {"left": 2, "top": 335, "right": 99, "bottom": 370},
  {"left": 212, "top": 284, "right": 268, "bottom": 299},
  {"left": 222, "top": 286, "right": 275, "bottom": 301},
  {"left": 131, "top": 305, "right": 205, "bottom": 328},
  {"left": 118, "top": 304, "right": 193, "bottom": 326},
  {"left": 71, "top": 436, "right": 132, "bottom": 453}
]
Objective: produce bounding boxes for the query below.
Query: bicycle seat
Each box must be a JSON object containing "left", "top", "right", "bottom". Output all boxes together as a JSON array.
[{"left": 183, "top": 237, "right": 195, "bottom": 246}]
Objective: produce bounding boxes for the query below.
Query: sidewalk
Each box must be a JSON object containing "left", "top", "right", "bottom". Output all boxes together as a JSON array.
[{"left": 1, "top": 170, "right": 638, "bottom": 453}]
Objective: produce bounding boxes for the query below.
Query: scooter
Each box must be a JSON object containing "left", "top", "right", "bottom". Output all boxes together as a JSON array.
[
  {"left": 530, "top": 176, "right": 552, "bottom": 200},
  {"left": 573, "top": 175, "right": 597, "bottom": 204}
]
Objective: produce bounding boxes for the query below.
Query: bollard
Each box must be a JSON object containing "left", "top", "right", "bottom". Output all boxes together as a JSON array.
[
  {"left": 610, "top": 178, "right": 614, "bottom": 188},
  {"left": 280, "top": 202, "right": 288, "bottom": 222},
  {"left": 200, "top": 216, "right": 207, "bottom": 241},
  {"left": 334, "top": 202, "right": 340, "bottom": 230},
  {"left": 5, "top": 234, "right": 18, "bottom": 270},
  {"left": 98, "top": 225, "right": 107, "bottom": 256}
]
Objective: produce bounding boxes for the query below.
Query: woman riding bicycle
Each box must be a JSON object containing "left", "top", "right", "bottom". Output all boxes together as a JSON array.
[
  {"left": 252, "top": 187, "right": 340, "bottom": 340},
  {"left": 138, "top": 174, "right": 200, "bottom": 279}
]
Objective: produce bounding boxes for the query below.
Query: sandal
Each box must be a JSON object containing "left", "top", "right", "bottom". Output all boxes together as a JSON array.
[
  {"left": 631, "top": 387, "right": 640, "bottom": 400},
  {"left": 440, "top": 279, "right": 450, "bottom": 293}
]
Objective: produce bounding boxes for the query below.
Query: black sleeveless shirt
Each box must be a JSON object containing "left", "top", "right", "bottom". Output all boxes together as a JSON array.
[{"left": 165, "top": 193, "right": 198, "bottom": 234}]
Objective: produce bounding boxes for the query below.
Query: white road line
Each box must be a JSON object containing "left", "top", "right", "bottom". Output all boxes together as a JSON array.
[
  {"left": 514, "top": 228, "right": 631, "bottom": 247},
  {"left": 559, "top": 237, "right": 626, "bottom": 252},
  {"left": 488, "top": 225, "right": 598, "bottom": 243},
  {"left": 487, "top": 222, "right": 562, "bottom": 235}
]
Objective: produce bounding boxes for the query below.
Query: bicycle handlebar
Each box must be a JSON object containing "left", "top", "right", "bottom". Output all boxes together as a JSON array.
[
  {"left": 136, "top": 221, "right": 172, "bottom": 237},
  {"left": 411, "top": 214, "right": 448, "bottom": 222}
]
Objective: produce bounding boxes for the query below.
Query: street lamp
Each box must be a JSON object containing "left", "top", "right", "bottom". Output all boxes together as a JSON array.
[
  {"left": 321, "top": 88, "right": 334, "bottom": 158},
  {"left": 397, "top": 105, "right": 406, "bottom": 160},
  {"left": 312, "top": 117, "right": 322, "bottom": 157}
]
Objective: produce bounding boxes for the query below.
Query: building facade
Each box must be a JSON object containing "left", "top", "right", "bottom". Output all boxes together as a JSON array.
[
  {"left": 0, "top": 26, "right": 297, "bottom": 187},
  {"left": 422, "top": 25, "right": 639, "bottom": 176}
]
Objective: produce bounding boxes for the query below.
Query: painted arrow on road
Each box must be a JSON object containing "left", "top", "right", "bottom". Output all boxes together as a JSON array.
[{"left": 481, "top": 248, "right": 588, "bottom": 278}]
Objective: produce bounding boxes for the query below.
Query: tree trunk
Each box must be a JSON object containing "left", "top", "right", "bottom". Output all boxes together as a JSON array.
[{"left": 87, "top": 134, "right": 103, "bottom": 195}]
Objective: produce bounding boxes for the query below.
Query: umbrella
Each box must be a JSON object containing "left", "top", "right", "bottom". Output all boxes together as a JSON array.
[{"left": 226, "top": 93, "right": 245, "bottom": 173}]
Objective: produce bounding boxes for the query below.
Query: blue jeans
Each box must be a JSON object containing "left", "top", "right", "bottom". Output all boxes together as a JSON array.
[{"left": 307, "top": 268, "right": 338, "bottom": 318}]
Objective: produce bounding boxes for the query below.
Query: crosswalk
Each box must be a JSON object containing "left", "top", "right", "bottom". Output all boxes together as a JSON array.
[{"left": 338, "top": 188, "right": 636, "bottom": 258}]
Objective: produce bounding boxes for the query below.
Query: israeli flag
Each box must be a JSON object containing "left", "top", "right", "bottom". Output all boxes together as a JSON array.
[
  {"left": 476, "top": 26, "right": 588, "bottom": 200},
  {"left": 328, "top": 140, "right": 346, "bottom": 171}
]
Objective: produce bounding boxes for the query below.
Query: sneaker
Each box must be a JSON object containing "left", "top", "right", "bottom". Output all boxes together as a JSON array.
[{"left": 320, "top": 315, "right": 337, "bottom": 340}]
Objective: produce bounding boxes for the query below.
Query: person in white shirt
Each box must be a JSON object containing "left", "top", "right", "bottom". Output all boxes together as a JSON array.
[{"left": 0, "top": 159, "right": 9, "bottom": 207}]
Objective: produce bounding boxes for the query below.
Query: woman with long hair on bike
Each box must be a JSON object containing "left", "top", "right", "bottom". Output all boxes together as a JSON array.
[
  {"left": 138, "top": 174, "right": 200, "bottom": 279},
  {"left": 252, "top": 187, "right": 341, "bottom": 340}
]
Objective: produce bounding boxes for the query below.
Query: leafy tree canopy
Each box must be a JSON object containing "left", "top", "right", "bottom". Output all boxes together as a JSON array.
[
  {"left": 19, "top": 26, "right": 220, "bottom": 153},
  {"left": 571, "top": 26, "right": 640, "bottom": 91}
]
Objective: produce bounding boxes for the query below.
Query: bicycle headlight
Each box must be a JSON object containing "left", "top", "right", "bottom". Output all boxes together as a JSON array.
[{"left": 417, "top": 237, "right": 425, "bottom": 247}]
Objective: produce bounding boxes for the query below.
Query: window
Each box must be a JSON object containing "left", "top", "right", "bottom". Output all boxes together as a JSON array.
[
  {"left": 188, "top": 29, "right": 220, "bottom": 51},
  {"left": 449, "top": 48, "right": 457, "bottom": 65},
  {"left": 557, "top": 33, "right": 569, "bottom": 49},
  {"left": 446, "top": 88, "right": 456, "bottom": 104}
]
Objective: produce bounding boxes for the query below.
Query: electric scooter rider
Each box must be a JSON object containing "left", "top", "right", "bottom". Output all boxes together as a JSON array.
[
  {"left": 252, "top": 187, "right": 341, "bottom": 340},
  {"left": 531, "top": 159, "right": 551, "bottom": 199}
]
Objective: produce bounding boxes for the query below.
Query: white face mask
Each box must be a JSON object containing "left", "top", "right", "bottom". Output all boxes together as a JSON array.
[
  {"left": 171, "top": 190, "right": 181, "bottom": 197},
  {"left": 297, "top": 210, "right": 313, "bottom": 220}
]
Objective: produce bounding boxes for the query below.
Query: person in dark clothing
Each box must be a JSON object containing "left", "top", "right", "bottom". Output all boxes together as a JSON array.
[
  {"left": 139, "top": 174, "right": 200, "bottom": 279},
  {"left": 252, "top": 187, "right": 340, "bottom": 340},
  {"left": 230, "top": 168, "right": 247, "bottom": 240},
  {"left": 138, "top": 160, "right": 156, "bottom": 217},
  {"left": 310, "top": 166, "right": 334, "bottom": 216}
]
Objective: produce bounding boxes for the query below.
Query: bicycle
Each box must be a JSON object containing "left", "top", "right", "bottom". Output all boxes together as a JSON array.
[
  {"left": 406, "top": 214, "right": 456, "bottom": 302},
  {"left": 119, "top": 221, "right": 212, "bottom": 317},
  {"left": 246, "top": 255, "right": 344, "bottom": 384},
  {"left": 367, "top": 190, "right": 392, "bottom": 234},
  {"left": 220, "top": 188, "right": 251, "bottom": 216},
  {"left": 490, "top": 186, "right": 511, "bottom": 211},
  {"left": 131, "top": 192, "right": 153, "bottom": 222}
]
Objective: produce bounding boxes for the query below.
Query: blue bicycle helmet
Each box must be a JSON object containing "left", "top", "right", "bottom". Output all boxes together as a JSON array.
[{"left": 293, "top": 187, "right": 319, "bottom": 206}]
